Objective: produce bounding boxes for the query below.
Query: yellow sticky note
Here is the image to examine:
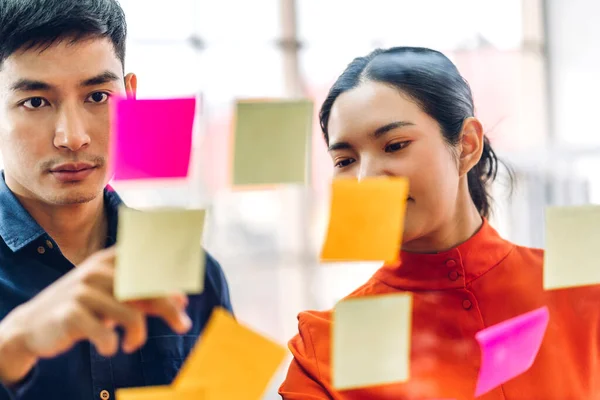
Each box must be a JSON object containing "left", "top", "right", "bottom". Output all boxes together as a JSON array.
[
  {"left": 544, "top": 205, "right": 600, "bottom": 290},
  {"left": 174, "top": 308, "right": 287, "bottom": 400},
  {"left": 116, "top": 386, "right": 204, "bottom": 400},
  {"left": 332, "top": 293, "right": 413, "bottom": 390},
  {"left": 115, "top": 207, "right": 206, "bottom": 301},
  {"left": 321, "top": 177, "right": 409, "bottom": 262},
  {"left": 232, "top": 99, "right": 313, "bottom": 186}
]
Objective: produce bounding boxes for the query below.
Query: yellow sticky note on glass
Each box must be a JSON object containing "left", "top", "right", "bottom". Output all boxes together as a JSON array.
[
  {"left": 115, "top": 207, "right": 206, "bottom": 301},
  {"left": 116, "top": 386, "right": 205, "bottom": 400},
  {"left": 321, "top": 177, "right": 409, "bottom": 262},
  {"left": 544, "top": 205, "right": 600, "bottom": 290},
  {"left": 174, "top": 308, "right": 287, "bottom": 399},
  {"left": 333, "top": 293, "right": 413, "bottom": 390},
  {"left": 232, "top": 100, "right": 313, "bottom": 186}
]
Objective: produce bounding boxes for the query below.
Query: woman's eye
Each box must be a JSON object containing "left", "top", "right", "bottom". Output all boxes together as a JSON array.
[
  {"left": 22, "top": 97, "right": 49, "bottom": 109},
  {"left": 86, "top": 92, "right": 110, "bottom": 104},
  {"left": 385, "top": 141, "right": 410, "bottom": 153},
  {"left": 335, "top": 158, "right": 356, "bottom": 168}
]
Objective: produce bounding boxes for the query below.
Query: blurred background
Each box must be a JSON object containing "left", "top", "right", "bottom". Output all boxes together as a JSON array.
[{"left": 4, "top": 0, "right": 600, "bottom": 397}]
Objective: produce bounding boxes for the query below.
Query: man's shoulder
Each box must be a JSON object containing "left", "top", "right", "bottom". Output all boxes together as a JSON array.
[{"left": 198, "top": 250, "right": 233, "bottom": 313}]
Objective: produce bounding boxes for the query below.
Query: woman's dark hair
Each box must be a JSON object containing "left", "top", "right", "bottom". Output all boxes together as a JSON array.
[{"left": 320, "top": 46, "right": 510, "bottom": 219}]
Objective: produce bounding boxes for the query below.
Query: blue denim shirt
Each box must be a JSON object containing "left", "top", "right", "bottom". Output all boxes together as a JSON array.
[{"left": 0, "top": 174, "right": 233, "bottom": 399}]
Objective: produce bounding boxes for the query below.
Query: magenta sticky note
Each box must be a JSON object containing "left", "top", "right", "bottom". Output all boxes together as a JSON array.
[
  {"left": 109, "top": 97, "right": 196, "bottom": 181},
  {"left": 474, "top": 306, "right": 549, "bottom": 397}
]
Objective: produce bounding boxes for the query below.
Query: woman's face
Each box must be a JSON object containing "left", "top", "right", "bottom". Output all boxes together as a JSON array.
[{"left": 326, "top": 81, "right": 463, "bottom": 250}]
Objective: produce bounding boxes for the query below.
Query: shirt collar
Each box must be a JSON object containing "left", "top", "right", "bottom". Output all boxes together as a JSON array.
[
  {"left": 374, "top": 219, "right": 514, "bottom": 290},
  {"left": 0, "top": 172, "right": 124, "bottom": 252}
]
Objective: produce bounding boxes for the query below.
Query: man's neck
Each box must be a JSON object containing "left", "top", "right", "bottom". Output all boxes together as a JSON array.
[{"left": 17, "top": 194, "right": 108, "bottom": 266}]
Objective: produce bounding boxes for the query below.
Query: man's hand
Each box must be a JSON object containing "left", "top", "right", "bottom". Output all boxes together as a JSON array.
[{"left": 0, "top": 247, "right": 191, "bottom": 385}]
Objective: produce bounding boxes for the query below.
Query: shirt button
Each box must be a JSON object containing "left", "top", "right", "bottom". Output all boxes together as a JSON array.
[
  {"left": 100, "top": 390, "right": 110, "bottom": 400},
  {"left": 462, "top": 299, "right": 473, "bottom": 310},
  {"left": 448, "top": 270, "right": 459, "bottom": 281},
  {"left": 37, "top": 246, "right": 45, "bottom": 254},
  {"left": 445, "top": 259, "right": 456, "bottom": 268},
  {"left": 46, "top": 240, "right": 54, "bottom": 249}
]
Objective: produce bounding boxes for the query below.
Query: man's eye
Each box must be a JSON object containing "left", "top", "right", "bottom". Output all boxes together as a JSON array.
[
  {"left": 22, "top": 97, "right": 49, "bottom": 109},
  {"left": 86, "top": 92, "right": 110, "bottom": 104}
]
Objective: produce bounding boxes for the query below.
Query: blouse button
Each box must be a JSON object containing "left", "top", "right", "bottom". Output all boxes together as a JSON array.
[
  {"left": 445, "top": 259, "right": 456, "bottom": 268},
  {"left": 100, "top": 390, "right": 110, "bottom": 400},
  {"left": 37, "top": 246, "right": 45, "bottom": 255},
  {"left": 448, "top": 270, "right": 459, "bottom": 281},
  {"left": 462, "top": 299, "right": 473, "bottom": 310},
  {"left": 46, "top": 240, "right": 54, "bottom": 249}
]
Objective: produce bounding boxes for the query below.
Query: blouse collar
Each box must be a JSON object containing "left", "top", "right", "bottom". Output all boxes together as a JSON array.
[{"left": 374, "top": 219, "right": 514, "bottom": 290}]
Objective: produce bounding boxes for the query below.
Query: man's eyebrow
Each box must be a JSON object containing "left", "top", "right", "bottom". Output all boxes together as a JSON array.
[
  {"left": 10, "top": 79, "right": 53, "bottom": 92},
  {"left": 9, "top": 71, "right": 121, "bottom": 92},
  {"left": 80, "top": 70, "right": 120, "bottom": 87}
]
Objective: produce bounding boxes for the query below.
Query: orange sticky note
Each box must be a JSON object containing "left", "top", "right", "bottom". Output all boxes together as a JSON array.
[
  {"left": 321, "top": 177, "right": 409, "bottom": 262},
  {"left": 174, "top": 308, "right": 287, "bottom": 399},
  {"left": 116, "top": 386, "right": 204, "bottom": 400}
]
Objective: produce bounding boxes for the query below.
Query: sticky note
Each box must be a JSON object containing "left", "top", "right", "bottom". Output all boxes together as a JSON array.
[
  {"left": 474, "top": 306, "right": 549, "bottom": 397},
  {"left": 115, "top": 207, "right": 205, "bottom": 301},
  {"left": 174, "top": 308, "right": 287, "bottom": 399},
  {"left": 332, "top": 293, "right": 412, "bottom": 390},
  {"left": 109, "top": 97, "right": 195, "bottom": 181},
  {"left": 116, "top": 386, "right": 205, "bottom": 400},
  {"left": 232, "top": 100, "right": 313, "bottom": 186},
  {"left": 321, "top": 177, "right": 409, "bottom": 262},
  {"left": 543, "top": 205, "right": 600, "bottom": 290}
]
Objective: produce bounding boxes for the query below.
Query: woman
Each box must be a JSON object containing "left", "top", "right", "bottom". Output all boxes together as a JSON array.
[{"left": 278, "top": 47, "right": 600, "bottom": 399}]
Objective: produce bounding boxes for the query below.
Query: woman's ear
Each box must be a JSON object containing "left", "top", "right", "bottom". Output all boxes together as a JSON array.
[
  {"left": 124, "top": 73, "right": 137, "bottom": 99},
  {"left": 458, "top": 117, "right": 484, "bottom": 177}
]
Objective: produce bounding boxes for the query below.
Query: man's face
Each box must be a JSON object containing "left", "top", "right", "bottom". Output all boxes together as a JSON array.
[{"left": 0, "top": 37, "right": 135, "bottom": 205}]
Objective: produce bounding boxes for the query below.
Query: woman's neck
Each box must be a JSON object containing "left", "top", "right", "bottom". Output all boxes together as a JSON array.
[{"left": 402, "top": 187, "right": 484, "bottom": 254}]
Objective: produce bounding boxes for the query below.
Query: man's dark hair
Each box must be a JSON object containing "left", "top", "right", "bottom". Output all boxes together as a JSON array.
[{"left": 0, "top": 0, "right": 127, "bottom": 68}]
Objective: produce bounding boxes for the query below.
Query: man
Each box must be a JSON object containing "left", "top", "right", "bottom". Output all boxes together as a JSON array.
[{"left": 0, "top": 0, "right": 233, "bottom": 398}]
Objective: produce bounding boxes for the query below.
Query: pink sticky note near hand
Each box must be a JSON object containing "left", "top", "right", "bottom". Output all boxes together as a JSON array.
[
  {"left": 475, "top": 306, "right": 549, "bottom": 397},
  {"left": 109, "top": 97, "right": 196, "bottom": 181}
]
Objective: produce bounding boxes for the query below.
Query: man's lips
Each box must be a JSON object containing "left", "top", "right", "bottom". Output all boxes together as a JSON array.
[
  {"left": 50, "top": 163, "right": 95, "bottom": 173},
  {"left": 49, "top": 163, "right": 98, "bottom": 182}
]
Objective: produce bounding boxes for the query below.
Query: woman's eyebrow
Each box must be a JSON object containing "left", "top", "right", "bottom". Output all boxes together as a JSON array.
[{"left": 371, "top": 121, "right": 415, "bottom": 139}]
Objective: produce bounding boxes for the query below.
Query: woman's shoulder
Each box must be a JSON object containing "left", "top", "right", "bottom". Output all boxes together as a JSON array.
[{"left": 511, "top": 243, "right": 544, "bottom": 268}]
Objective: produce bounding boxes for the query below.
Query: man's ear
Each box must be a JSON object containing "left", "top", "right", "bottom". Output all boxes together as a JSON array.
[
  {"left": 124, "top": 73, "right": 137, "bottom": 99},
  {"left": 458, "top": 117, "right": 484, "bottom": 177}
]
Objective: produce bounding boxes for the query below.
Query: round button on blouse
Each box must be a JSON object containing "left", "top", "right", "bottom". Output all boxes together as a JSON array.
[
  {"left": 462, "top": 299, "right": 473, "bottom": 310},
  {"left": 46, "top": 240, "right": 54, "bottom": 249},
  {"left": 445, "top": 259, "right": 456, "bottom": 268},
  {"left": 448, "top": 270, "right": 459, "bottom": 281},
  {"left": 37, "top": 246, "right": 45, "bottom": 255},
  {"left": 100, "top": 390, "right": 110, "bottom": 400}
]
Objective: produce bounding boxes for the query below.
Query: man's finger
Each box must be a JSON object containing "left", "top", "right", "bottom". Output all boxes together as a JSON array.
[
  {"left": 78, "top": 288, "right": 147, "bottom": 353},
  {"left": 72, "top": 307, "right": 119, "bottom": 357},
  {"left": 82, "top": 266, "right": 114, "bottom": 294},
  {"left": 139, "top": 297, "right": 192, "bottom": 334}
]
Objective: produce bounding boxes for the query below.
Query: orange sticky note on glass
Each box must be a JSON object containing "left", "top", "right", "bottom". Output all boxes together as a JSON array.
[
  {"left": 321, "top": 177, "right": 409, "bottom": 262},
  {"left": 116, "top": 386, "right": 205, "bottom": 400},
  {"left": 174, "top": 308, "right": 287, "bottom": 399}
]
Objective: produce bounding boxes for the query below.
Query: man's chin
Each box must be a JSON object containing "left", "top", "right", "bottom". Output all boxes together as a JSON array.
[{"left": 45, "top": 187, "right": 102, "bottom": 206}]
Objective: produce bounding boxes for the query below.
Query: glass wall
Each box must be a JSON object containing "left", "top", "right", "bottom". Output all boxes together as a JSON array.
[{"left": 4, "top": 1, "right": 600, "bottom": 397}]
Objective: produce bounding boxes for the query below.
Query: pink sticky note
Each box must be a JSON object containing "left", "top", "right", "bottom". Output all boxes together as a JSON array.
[
  {"left": 475, "top": 306, "right": 549, "bottom": 397},
  {"left": 109, "top": 97, "right": 196, "bottom": 181}
]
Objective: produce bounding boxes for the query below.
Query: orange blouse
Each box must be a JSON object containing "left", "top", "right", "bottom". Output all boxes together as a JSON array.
[{"left": 279, "top": 220, "right": 600, "bottom": 400}]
